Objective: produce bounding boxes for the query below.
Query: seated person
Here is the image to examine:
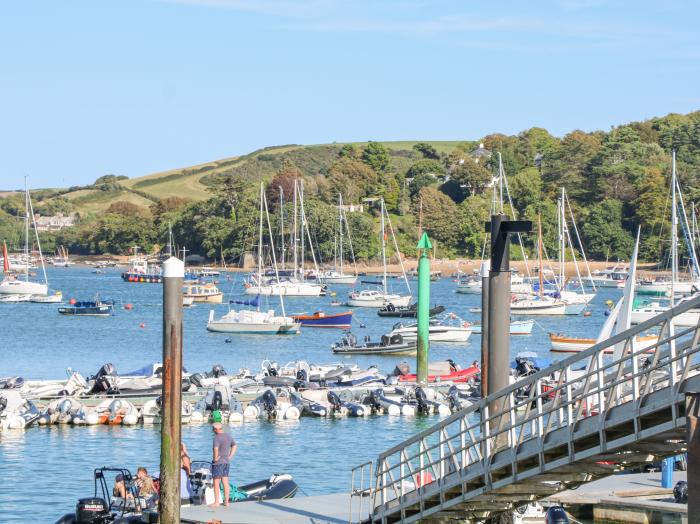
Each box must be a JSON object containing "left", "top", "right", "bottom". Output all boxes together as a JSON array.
[
  {"left": 112, "top": 474, "right": 134, "bottom": 503},
  {"left": 136, "top": 467, "right": 156, "bottom": 497},
  {"left": 181, "top": 442, "right": 192, "bottom": 477}
]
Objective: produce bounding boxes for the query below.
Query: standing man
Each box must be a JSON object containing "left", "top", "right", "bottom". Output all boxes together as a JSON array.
[{"left": 210, "top": 422, "right": 237, "bottom": 506}]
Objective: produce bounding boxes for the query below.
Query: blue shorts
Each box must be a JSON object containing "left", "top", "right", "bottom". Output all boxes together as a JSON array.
[{"left": 212, "top": 463, "right": 230, "bottom": 479}]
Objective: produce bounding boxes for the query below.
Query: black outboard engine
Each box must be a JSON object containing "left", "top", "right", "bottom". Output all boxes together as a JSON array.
[
  {"left": 2, "top": 376, "right": 24, "bottom": 389},
  {"left": 0, "top": 396, "right": 7, "bottom": 414},
  {"left": 155, "top": 396, "right": 163, "bottom": 410},
  {"left": 261, "top": 390, "right": 278, "bottom": 419},
  {"left": 54, "top": 497, "right": 110, "bottom": 524},
  {"left": 211, "top": 364, "right": 227, "bottom": 378},
  {"left": 544, "top": 506, "right": 570, "bottom": 523},
  {"left": 674, "top": 480, "right": 688, "bottom": 504},
  {"left": 296, "top": 369, "right": 308, "bottom": 382},
  {"left": 367, "top": 390, "right": 382, "bottom": 412},
  {"left": 414, "top": 387, "right": 431, "bottom": 415},
  {"left": 211, "top": 390, "right": 223, "bottom": 411},
  {"left": 393, "top": 362, "right": 410, "bottom": 377},
  {"left": 266, "top": 362, "right": 279, "bottom": 377},
  {"left": 515, "top": 357, "right": 538, "bottom": 378},
  {"left": 90, "top": 364, "right": 118, "bottom": 394},
  {"left": 327, "top": 391, "right": 342, "bottom": 413},
  {"left": 189, "top": 373, "right": 204, "bottom": 388},
  {"left": 447, "top": 386, "right": 461, "bottom": 412}
]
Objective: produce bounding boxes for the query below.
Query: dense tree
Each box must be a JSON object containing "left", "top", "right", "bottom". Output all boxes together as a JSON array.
[
  {"left": 149, "top": 196, "right": 191, "bottom": 218},
  {"left": 327, "top": 158, "right": 379, "bottom": 202},
  {"left": 415, "top": 186, "right": 461, "bottom": 247},
  {"left": 361, "top": 142, "right": 391, "bottom": 173},
  {"left": 581, "top": 199, "right": 634, "bottom": 260},
  {"left": 106, "top": 201, "right": 149, "bottom": 217},
  {"left": 413, "top": 142, "right": 440, "bottom": 160}
]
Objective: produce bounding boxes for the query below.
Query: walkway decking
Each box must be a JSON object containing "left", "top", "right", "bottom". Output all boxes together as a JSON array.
[{"left": 180, "top": 493, "right": 362, "bottom": 524}]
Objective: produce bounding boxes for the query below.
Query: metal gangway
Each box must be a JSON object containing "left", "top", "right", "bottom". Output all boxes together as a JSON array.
[{"left": 352, "top": 295, "right": 700, "bottom": 523}]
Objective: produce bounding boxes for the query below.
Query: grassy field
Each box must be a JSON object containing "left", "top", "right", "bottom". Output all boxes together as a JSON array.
[{"left": 37, "top": 140, "right": 463, "bottom": 215}]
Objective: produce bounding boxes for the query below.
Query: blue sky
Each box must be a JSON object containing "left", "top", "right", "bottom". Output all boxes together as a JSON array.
[{"left": 1, "top": 0, "right": 698, "bottom": 188}]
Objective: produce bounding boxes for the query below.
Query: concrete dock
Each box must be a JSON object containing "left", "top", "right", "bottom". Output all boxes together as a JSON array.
[
  {"left": 180, "top": 493, "right": 366, "bottom": 524},
  {"left": 548, "top": 471, "right": 688, "bottom": 523}
]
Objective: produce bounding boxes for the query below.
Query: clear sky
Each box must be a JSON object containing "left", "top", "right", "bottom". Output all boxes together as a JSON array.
[{"left": 1, "top": 0, "right": 698, "bottom": 189}]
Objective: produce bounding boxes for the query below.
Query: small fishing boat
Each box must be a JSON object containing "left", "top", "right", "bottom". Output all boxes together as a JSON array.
[
  {"left": 30, "top": 292, "right": 63, "bottom": 303},
  {"left": 121, "top": 249, "right": 163, "bottom": 283},
  {"left": 377, "top": 303, "right": 446, "bottom": 318},
  {"left": 549, "top": 333, "right": 659, "bottom": 354},
  {"left": 0, "top": 390, "right": 40, "bottom": 430},
  {"left": 183, "top": 282, "right": 223, "bottom": 303},
  {"left": 466, "top": 319, "right": 534, "bottom": 335},
  {"left": 58, "top": 298, "right": 114, "bottom": 316},
  {"left": 291, "top": 310, "right": 352, "bottom": 328},
  {"left": 331, "top": 332, "right": 417, "bottom": 356}
]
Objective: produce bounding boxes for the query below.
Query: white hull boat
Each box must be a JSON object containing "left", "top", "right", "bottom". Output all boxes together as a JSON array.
[
  {"left": 348, "top": 290, "right": 411, "bottom": 308},
  {"left": 0, "top": 280, "right": 47, "bottom": 296},
  {"left": 388, "top": 322, "right": 472, "bottom": 343},
  {"left": 631, "top": 303, "right": 700, "bottom": 327},
  {"left": 466, "top": 320, "right": 534, "bottom": 335},
  {"left": 245, "top": 279, "right": 323, "bottom": 297},
  {"left": 511, "top": 297, "right": 566, "bottom": 315},
  {"left": 30, "top": 293, "right": 63, "bottom": 303},
  {"left": 207, "top": 309, "right": 301, "bottom": 334},
  {"left": 0, "top": 293, "right": 32, "bottom": 303},
  {"left": 318, "top": 271, "right": 357, "bottom": 285}
]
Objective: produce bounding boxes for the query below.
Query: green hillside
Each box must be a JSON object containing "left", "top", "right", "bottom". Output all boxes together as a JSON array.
[{"left": 39, "top": 141, "right": 465, "bottom": 216}]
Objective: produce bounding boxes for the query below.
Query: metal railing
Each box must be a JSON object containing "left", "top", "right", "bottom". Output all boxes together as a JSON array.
[
  {"left": 350, "top": 460, "right": 374, "bottom": 523},
  {"left": 366, "top": 295, "right": 700, "bottom": 522}
]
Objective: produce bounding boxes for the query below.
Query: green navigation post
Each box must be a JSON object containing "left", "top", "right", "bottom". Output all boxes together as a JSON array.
[{"left": 416, "top": 232, "right": 432, "bottom": 386}]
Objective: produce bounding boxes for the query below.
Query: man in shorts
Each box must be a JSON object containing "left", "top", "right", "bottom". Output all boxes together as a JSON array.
[{"left": 210, "top": 422, "right": 237, "bottom": 506}]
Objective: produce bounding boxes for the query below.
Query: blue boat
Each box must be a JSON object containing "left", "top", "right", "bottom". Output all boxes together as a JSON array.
[
  {"left": 58, "top": 298, "right": 115, "bottom": 317},
  {"left": 291, "top": 310, "right": 353, "bottom": 328}
]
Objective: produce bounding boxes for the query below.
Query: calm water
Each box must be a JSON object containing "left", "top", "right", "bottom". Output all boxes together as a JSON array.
[{"left": 0, "top": 268, "right": 619, "bottom": 522}]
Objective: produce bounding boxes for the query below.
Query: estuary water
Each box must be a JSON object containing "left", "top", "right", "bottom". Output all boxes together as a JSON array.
[{"left": 0, "top": 268, "right": 619, "bottom": 522}]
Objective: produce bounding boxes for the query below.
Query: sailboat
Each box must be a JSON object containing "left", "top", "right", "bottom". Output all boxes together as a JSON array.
[
  {"left": 635, "top": 152, "right": 700, "bottom": 298},
  {"left": 554, "top": 187, "right": 596, "bottom": 314},
  {"left": 0, "top": 179, "right": 49, "bottom": 296},
  {"left": 244, "top": 180, "right": 324, "bottom": 297},
  {"left": 632, "top": 151, "right": 700, "bottom": 326},
  {"left": 550, "top": 228, "right": 658, "bottom": 353},
  {"left": 511, "top": 215, "right": 566, "bottom": 315},
  {"left": 207, "top": 185, "right": 301, "bottom": 335},
  {"left": 348, "top": 198, "right": 412, "bottom": 308},
  {"left": 316, "top": 194, "right": 358, "bottom": 285}
]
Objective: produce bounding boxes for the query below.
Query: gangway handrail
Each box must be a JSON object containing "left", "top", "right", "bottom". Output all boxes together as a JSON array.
[{"left": 365, "top": 294, "right": 700, "bottom": 522}]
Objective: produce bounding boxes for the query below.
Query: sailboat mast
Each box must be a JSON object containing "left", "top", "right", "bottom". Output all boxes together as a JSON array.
[
  {"left": 560, "top": 187, "right": 566, "bottom": 292},
  {"left": 279, "top": 186, "right": 285, "bottom": 270},
  {"left": 262, "top": 189, "right": 287, "bottom": 317},
  {"left": 671, "top": 150, "right": 678, "bottom": 307},
  {"left": 381, "top": 198, "right": 387, "bottom": 295},
  {"left": 338, "top": 193, "right": 344, "bottom": 275},
  {"left": 538, "top": 214, "right": 544, "bottom": 298},
  {"left": 24, "top": 176, "right": 29, "bottom": 282},
  {"left": 258, "top": 183, "right": 264, "bottom": 298},
  {"left": 299, "top": 180, "right": 305, "bottom": 279},
  {"left": 292, "top": 180, "right": 298, "bottom": 279}
]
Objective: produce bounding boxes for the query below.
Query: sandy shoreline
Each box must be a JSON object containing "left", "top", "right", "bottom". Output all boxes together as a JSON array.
[{"left": 69, "top": 254, "right": 668, "bottom": 278}]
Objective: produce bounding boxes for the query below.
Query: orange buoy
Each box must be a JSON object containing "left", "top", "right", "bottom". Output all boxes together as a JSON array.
[
  {"left": 69, "top": 298, "right": 76, "bottom": 305},
  {"left": 139, "top": 323, "right": 146, "bottom": 328},
  {"left": 124, "top": 303, "right": 133, "bottom": 310}
]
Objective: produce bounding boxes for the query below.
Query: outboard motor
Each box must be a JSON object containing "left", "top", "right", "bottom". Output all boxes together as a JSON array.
[
  {"left": 211, "top": 364, "right": 227, "bottom": 378},
  {"left": 674, "top": 480, "right": 688, "bottom": 503},
  {"left": 211, "top": 390, "right": 223, "bottom": 411},
  {"left": 155, "top": 396, "right": 163, "bottom": 410},
  {"left": 515, "top": 357, "right": 537, "bottom": 378},
  {"left": 296, "top": 369, "right": 308, "bottom": 382},
  {"left": 544, "top": 506, "right": 570, "bottom": 523},
  {"left": 414, "top": 387, "right": 431, "bottom": 415},
  {"left": 393, "top": 362, "right": 410, "bottom": 377},
  {"left": 75, "top": 497, "right": 110, "bottom": 523},
  {"left": 261, "top": 390, "right": 278, "bottom": 419},
  {"left": 90, "top": 364, "right": 118, "bottom": 394},
  {"left": 0, "top": 396, "right": 7, "bottom": 414},
  {"left": 189, "top": 373, "right": 204, "bottom": 388},
  {"left": 367, "top": 390, "right": 382, "bottom": 413},
  {"left": 327, "top": 391, "right": 342, "bottom": 414},
  {"left": 446, "top": 359, "right": 460, "bottom": 372},
  {"left": 266, "top": 362, "right": 279, "bottom": 377},
  {"left": 58, "top": 399, "right": 74, "bottom": 415},
  {"left": 2, "top": 376, "right": 24, "bottom": 389}
]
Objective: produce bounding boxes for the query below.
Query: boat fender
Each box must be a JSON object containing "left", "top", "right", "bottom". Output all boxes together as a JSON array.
[
  {"left": 401, "top": 404, "right": 415, "bottom": 416},
  {"left": 190, "top": 411, "right": 204, "bottom": 423},
  {"left": 123, "top": 413, "right": 139, "bottom": 425},
  {"left": 284, "top": 406, "right": 300, "bottom": 420},
  {"left": 243, "top": 405, "right": 259, "bottom": 419},
  {"left": 228, "top": 412, "right": 243, "bottom": 423}
]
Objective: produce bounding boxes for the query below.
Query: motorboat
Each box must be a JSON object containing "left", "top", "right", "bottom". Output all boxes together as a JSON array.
[
  {"left": 590, "top": 266, "right": 627, "bottom": 288},
  {"left": 457, "top": 272, "right": 531, "bottom": 295},
  {"left": 191, "top": 381, "right": 244, "bottom": 423},
  {"left": 38, "top": 397, "right": 87, "bottom": 425},
  {"left": 121, "top": 249, "right": 163, "bottom": 283},
  {"left": 331, "top": 332, "right": 417, "bottom": 356},
  {"left": 631, "top": 299, "right": 700, "bottom": 327},
  {"left": 189, "top": 465, "right": 297, "bottom": 505},
  {"left": 396, "top": 363, "right": 480, "bottom": 384},
  {"left": 466, "top": 319, "right": 534, "bottom": 335},
  {"left": 348, "top": 289, "right": 411, "bottom": 308},
  {"left": 91, "top": 399, "right": 140, "bottom": 425},
  {"left": 207, "top": 308, "right": 301, "bottom": 334},
  {"left": 377, "top": 303, "right": 446, "bottom": 318},
  {"left": 141, "top": 396, "right": 194, "bottom": 424},
  {"left": 182, "top": 282, "right": 223, "bottom": 303},
  {"left": 58, "top": 298, "right": 115, "bottom": 316},
  {"left": 30, "top": 292, "right": 63, "bottom": 303},
  {"left": 0, "top": 389, "right": 40, "bottom": 430},
  {"left": 316, "top": 270, "right": 357, "bottom": 285},
  {"left": 387, "top": 319, "right": 472, "bottom": 343},
  {"left": 243, "top": 388, "right": 300, "bottom": 420},
  {"left": 291, "top": 310, "right": 352, "bottom": 328}
]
